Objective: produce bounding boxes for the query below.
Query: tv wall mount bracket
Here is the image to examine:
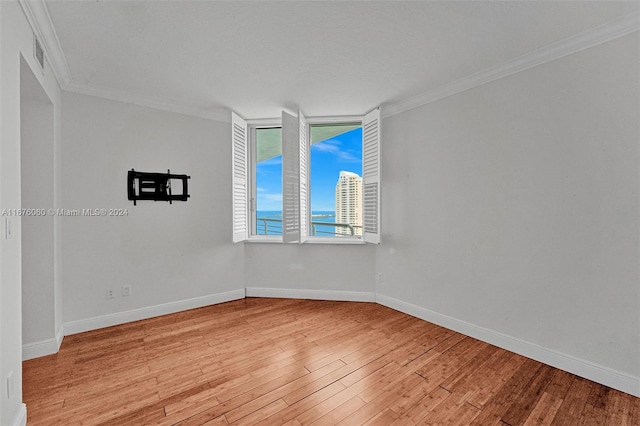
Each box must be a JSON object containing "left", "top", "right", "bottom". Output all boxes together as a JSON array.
[{"left": 127, "top": 169, "right": 190, "bottom": 206}]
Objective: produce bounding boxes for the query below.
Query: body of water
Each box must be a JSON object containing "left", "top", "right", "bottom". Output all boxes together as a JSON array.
[{"left": 256, "top": 210, "right": 337, "bottom": 236}]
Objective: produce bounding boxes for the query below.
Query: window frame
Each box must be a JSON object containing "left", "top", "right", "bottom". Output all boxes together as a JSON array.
[
  {"left": 232, "top": 107, "right": 380, "bottom": 245},
  {"left": 247, "top": 118, "right": 283, "bottom": 242},
  {"left": 305, "top": 115, "right": 365, "bottom": 244}
]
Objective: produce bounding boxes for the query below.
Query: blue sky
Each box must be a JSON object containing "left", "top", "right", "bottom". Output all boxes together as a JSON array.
[{"left": 256, "top": 127, "right": 362, "bottom": 212}]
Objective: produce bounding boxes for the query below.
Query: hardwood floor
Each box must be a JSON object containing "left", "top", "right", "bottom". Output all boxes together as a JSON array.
[{"left": 23, "top": 298, "right": 639, "bottom": 425}]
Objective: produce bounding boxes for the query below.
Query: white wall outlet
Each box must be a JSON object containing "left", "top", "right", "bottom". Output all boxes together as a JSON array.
[
  {"left": 377, "top": 273, "right": 384, "bottom": 283},
  {"left": 121, "top": 285, "right": 131, "bottom": 297},
  {"left": 106, "top": 288, "right": 115, "bottom": 299}
]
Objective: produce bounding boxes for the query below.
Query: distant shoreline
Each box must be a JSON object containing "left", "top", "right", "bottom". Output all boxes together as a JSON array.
[
  {"left": 255, "top": 211, "right": 337, "bottom": 236},
  {"left": 257, "top": 210, "right": 335, "bottom": 218}
]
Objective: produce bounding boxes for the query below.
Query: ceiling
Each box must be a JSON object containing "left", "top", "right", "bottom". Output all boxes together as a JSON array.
[{"left": 37, "top": 1, "right": 639, "bottom": 120}]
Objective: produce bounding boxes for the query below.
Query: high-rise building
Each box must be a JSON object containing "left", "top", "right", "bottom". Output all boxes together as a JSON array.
[{"left": 335, "top": 171, "right": 363, "bottom": 236}]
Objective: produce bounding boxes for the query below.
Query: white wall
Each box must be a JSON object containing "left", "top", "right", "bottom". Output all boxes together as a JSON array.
[
  {"left": 0, "top": 1, "right": 61, "bottom": 424},
  {"left": 2, "top": 8, "right": 636, "bottom": 425},
  {"left": 21, "top": 57, "right": 55, "bottom": 348},
  {"left": 377, "top": 33, "right": 639, "bottom": 393},
  {"left": 244, "top": 243, "right": 376, "bottom": 300},
  {"left": 61, "top": 93, "right": 244, "bottom": 331}
]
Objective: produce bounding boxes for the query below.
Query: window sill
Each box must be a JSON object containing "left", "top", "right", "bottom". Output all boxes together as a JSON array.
[
  {"left": 246, "top": 236, "right": 283, "bottom": 243},
  {"left": 244, "top": 237, "right": 365, "bottom": 245},
  {"left": 302, "top": 237, "right": 365, "bottom": 245}
]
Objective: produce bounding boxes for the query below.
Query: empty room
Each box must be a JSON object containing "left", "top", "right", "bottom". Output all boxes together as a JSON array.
[{"left": 1, "top": 1, "right": 638, "bottom": 425}]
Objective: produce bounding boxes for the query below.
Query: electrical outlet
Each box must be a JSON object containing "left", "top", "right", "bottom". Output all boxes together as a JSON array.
[
  {"left": 122, "top": 285, "right": 131, "bottom": 297},
  {"left": 377, "top": 273, "right": 383, "bottom": 283},
  {"left": 106, "top": 288, "right": 115, "bottom": 299}
]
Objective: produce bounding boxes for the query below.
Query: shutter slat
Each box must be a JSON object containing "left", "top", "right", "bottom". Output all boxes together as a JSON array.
[
  {"left": 282, "top": 111, "right": 300, "bottom": 243},
  {"left": 232, "top": 112, "right": 248, "bottom": 242},
  {"left": 299, "top": 111, "right": 308, "bottom": 242},
  {"left": 362, "top": 107, "right": 381, "bottom": 244}
]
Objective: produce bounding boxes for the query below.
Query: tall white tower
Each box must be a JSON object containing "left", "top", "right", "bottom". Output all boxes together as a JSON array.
[{"left": 335, "top": 171, "right": 363, "bottom": 236}]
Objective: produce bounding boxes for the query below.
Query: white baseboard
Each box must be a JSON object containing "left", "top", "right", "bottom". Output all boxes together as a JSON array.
[
  {"left": 22, "top": 324, "right": 64, "bottom": 360},
  {"left": 63, "top": 289, "right": 246, "bottom": 336},
  {"left": 245, "top": 287, "right": 376, "bottom": 303},
  {"left": 376, "top": 293, "right": 640, "bottom": 398},
  {"left": 23, "top": 287, "right": 639, "bottom": 397},
  {"left": 12, "top": 403, "right": 27, "bottom": 426}
]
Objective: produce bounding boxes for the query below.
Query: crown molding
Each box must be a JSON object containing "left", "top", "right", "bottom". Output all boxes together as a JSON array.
[
  {"left": 383, "top": 11, "right": 640, "bottom": 118},
  {"left": 65, "top": 81, "right": 232, "bottom": 123},
  {"left": 18, "top": 0, "right": 72, "bottom": 87},
  {"left": 19, "top": 0, "right": 231, "bottom": 123},
  {"left": 20, "top": 1, "right": 639, "bottom": 123}
]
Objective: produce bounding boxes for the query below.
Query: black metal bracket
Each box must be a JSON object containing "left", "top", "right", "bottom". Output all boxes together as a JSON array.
[{"left": 127, "top": 169, "right": 190, "bottom": 206}]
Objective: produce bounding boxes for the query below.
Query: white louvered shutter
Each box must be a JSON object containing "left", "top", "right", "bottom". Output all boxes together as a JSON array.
[
  {"left": 232, "top": 112, "right": 248, "bottom": 242},
  {"left": 282, "top": 111, "right": 300, "bottom": 243},
  {"left": 362, "top": 107, "right": 381, "bottom": 244},
  {"left": 299, "top": 110, "right": 308, "bottom": 242}
]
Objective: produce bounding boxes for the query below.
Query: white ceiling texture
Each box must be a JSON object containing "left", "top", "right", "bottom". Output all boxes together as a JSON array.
[{"left": 28, "top": 1, "right": 640, "bottom": 120}]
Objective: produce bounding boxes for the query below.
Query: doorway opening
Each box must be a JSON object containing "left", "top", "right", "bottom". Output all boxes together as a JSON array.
[{"left": 20, "top": 55, "right": 56, "bottom": 358}]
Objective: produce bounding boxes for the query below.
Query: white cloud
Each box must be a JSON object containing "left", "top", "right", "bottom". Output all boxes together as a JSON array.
[
  {"left": 312, "top": 139, "right": 360, "bottom": 163},
  {"left": 337, "top": 150, "right": 360, "bottom": 163},
  {"left": 312, "top": 139, "right": 341, "bottom": 154}
]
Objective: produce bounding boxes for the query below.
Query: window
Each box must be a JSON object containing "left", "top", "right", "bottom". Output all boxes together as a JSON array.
[
  {"left": 253, "top": 126, "right": 282, "bottom": 236},
  {"left": 309, "top": 123, "right": 362, "bottom": 237},
  {"left": 232, "top": 107, "right": 380, "bottom": 244}
]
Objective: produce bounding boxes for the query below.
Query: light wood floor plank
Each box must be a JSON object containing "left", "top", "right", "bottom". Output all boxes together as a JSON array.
[
  {"left": 309, "top": 396, "right": 366, "bottom": 426},
  {"left": 256, "top": 381, "right": 347, "bottom": 426},
  {"left": 22, "top": 298, "right": 638, "bottom": 425}
]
